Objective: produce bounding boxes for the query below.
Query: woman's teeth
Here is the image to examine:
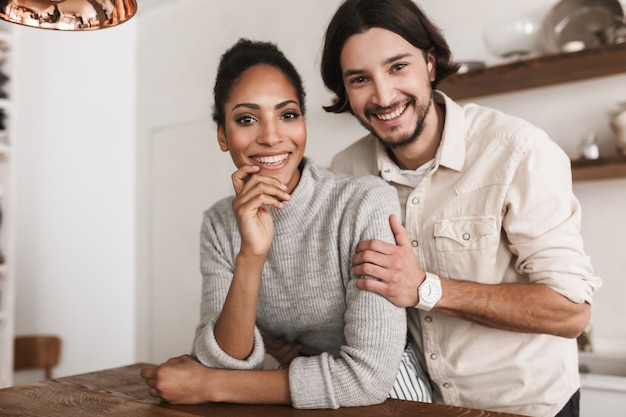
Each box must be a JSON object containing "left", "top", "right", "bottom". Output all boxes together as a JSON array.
[
  {"left": 253, "top": 154, "right": 288, "bottom": 165},
  {"left": 377, "top": 105, "right": 406, "bottom": 121}
]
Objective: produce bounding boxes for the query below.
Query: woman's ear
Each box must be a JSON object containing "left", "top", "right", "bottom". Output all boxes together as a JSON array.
[{"left": 217, "top": 125, "right": 229, "bottom": 152}]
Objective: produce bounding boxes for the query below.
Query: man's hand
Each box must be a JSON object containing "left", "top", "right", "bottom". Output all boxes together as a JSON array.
[
  {"left": 352, "top": 214, "right": 426, "bottom": 307},
  {"left": 262, "top": 334, "right": 302, "bottom": 368}
]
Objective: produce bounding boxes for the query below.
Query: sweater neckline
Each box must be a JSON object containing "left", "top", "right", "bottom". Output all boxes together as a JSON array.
[{"left": 269, "top": 158, "right": 328, "bottom": 235}]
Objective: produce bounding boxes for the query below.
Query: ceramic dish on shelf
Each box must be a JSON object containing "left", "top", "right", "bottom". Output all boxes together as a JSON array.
[
  {"left": 483, "top": 16, "right": 543, "bottom": 59},
  {"left": 542, "top": 0, "right": 624, "bottom": 53},
  {"left": 455, "top": 61, "right": 486, "bottom": 74}
]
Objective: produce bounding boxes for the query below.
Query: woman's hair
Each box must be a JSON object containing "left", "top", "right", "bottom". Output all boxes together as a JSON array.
[
  {"left": 321, "top": 0, "right": 459, "bottom": 114},
  {"left": 212, "top": 39, "right": 307, "bottom": 126}
]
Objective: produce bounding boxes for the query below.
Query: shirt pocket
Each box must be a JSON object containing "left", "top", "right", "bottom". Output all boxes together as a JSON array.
[
  {"left": 434, "top": 216, "right": 497, "bottom": 251},
  {"left": 433, "top": 216, "right": 499, "bottom": 282}
]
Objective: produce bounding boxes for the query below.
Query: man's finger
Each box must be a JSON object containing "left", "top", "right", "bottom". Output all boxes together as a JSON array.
[{"left": 389, "top": 214, "right": 411, "bottom": 247}]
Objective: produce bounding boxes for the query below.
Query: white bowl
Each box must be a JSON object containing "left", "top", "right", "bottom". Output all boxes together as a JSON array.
[{"left": 483, "top": 17, "right": 542, "bottom": 59}]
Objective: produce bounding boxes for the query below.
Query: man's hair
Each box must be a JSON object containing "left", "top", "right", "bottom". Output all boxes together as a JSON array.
[
  {"left": 321, "top": 0, "right": 459, "bottom": 114},
  {"left": 212, "top": 38, "right": 306, "bottom": 126}
]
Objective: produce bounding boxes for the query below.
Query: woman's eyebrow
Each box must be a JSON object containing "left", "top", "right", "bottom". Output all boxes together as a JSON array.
[
  {"left": 231, "top": 100, "right": 298, "bottom": 112},
  {"left": 231, "top": 102, "right": 259, "bottom": 111},
  {"left": 275, "top": 100, "right": 299, "bottom": 109}
]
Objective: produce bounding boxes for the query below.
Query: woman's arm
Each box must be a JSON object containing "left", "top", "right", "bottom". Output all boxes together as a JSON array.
[
  {"left": 213, "top": 166, "right": 290, "bottom": 359},
  {"left": 141, "top": 355, "right": 291, "bottom": 405},
  {"left": 286, "top": 178, "right": 407, "bottom": 409}
]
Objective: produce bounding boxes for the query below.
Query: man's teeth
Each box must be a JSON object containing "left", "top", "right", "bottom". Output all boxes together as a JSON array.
[
  {"left": 377, "top": 105, "right": 406, "bottom": 121},
  {"left": 254, "top": 154, "right": 288, "bottom": 165}
]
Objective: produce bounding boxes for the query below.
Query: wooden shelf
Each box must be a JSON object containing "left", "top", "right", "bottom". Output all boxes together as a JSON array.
[
  {"left": 438, "top": 43, "right": 626, "bottom": 182},
  {"left": 439, "top": 42, "right": 626, "bottom": 100},
  {"left": 572, "top": 155, "right": 626, "bottom": 181}
]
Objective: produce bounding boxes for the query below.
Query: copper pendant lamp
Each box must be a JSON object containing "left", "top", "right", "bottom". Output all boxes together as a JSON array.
[{"left": 0, "top": 0, "right": 137, "bottom": 30}]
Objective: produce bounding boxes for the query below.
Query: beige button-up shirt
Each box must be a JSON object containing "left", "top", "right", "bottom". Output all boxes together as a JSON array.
[{"left": 331, "top": 91, "right": 602, "bottom": 417}]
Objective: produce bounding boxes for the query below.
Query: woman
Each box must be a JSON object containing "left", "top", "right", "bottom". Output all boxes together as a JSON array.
[{"left": 140, "top": 39, "right": 429, "bottom": 409}]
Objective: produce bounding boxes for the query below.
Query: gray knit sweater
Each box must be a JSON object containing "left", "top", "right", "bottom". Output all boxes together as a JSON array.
[{"left": 192, "top": 159, "right": 406, "bottom": 409}]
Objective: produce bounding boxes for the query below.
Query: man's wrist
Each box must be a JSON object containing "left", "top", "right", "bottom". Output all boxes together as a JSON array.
[{"left": 415, "top": 272, "right": 442, "bottom": 311}]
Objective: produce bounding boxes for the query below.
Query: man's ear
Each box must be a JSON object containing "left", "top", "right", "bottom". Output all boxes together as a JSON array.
[
  {"left": 426, "top": 50, "right": 436, "bottom": 82},
  {"left": 217, "top": 125, "right": 229, "bottom": 152}
]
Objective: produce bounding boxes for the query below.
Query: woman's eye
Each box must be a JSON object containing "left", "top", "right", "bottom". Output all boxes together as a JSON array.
[
  {"left": 281, "top": 111, "right": 300, "bottom": 120},
  {"left": 350, "top": 76, "right": 367, "bottom": 84},
  {"left": 236, "top": 115, "right": 256, "bottom": 124}
]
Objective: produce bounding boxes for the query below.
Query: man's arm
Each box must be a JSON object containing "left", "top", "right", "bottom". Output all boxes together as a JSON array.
[
  {"left": 353, "top": 215, "right": 590, "bottom": 338},
  {"left": 436, "top": 279, "right": 590, "bottom": 338}
]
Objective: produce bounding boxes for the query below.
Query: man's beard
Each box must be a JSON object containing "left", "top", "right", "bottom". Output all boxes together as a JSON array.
[{"left": 360, "top": 90, "right": 433, "bottom": 150}]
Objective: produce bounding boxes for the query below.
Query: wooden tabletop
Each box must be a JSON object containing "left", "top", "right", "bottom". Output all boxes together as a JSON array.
[{"left": 0, "top": 363, "right": 527, "bottom": 416}]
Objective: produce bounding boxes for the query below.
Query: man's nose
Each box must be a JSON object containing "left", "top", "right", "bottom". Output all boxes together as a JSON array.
[{"left": 371, "top": 77, "right": 395, "bottom": 107}]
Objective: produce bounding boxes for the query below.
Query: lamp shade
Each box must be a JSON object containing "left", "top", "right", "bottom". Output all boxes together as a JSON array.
[{"left": 0, "top": 0, "right": 137, "bottom": 30}]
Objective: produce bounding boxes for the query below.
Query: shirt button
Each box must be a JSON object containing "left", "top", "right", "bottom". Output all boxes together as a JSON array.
[
  {"left": 430, "top": 353, "right": 438, "bottom": 360},
  {"left": 411, "top": 197, "right": 419, "bottom": 205},
  {"left": 411, "top": 240, "right": 418, "bottom": 247},
  {"left": 424, "top": 316, "right": 432, "bottom": 323},
  {"left": 462, "top": 233, "right": 471, "bottom": 241},
  {"left": 442, "top": 382, "right": 451, "bottom": 389}
]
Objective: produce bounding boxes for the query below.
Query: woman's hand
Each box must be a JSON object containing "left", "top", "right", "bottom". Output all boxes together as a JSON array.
[
  {"left": 140, "top": 354, "right": 292, "bottom": 405},
  {"left": 231, "top": 165, "right": 291, "bottom": 257},
  {"left": 262, "top": 333, "right": 303, "bottom": 368},
  {"left": 140, "top": 355, "right": 214, "bottom": 404}
]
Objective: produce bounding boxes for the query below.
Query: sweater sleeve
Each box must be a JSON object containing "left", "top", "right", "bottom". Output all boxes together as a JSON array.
[
  {"left": 191, "top": 205, "right": 266, "bottom": 370},
  {"left": 288, "top": 178, "right": 407, "bottom": 409}
]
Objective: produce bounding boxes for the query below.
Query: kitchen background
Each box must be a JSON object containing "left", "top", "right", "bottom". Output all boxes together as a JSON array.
[{"left": 12, "top": 0, "right": 626, "bottom": 383}]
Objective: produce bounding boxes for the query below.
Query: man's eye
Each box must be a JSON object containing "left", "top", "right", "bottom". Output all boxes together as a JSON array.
[{"left": 392, "top": 63, "right": 407, "bottom": 72}]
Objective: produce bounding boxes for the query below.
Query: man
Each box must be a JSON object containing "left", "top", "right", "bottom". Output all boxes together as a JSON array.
[{"left": 321, "top": 0, "right": 602, "bottom": 416}]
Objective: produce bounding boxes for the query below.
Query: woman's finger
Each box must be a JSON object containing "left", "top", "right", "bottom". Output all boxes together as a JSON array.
[
  {"left": 232, "top": 166, "right": 289, "bottom": 198},
  {"left": 233, "top": 177, "right": 291, "bottom": 213},
  {"left": 231, "top": 165, "right": 260, "bottom": 194}
]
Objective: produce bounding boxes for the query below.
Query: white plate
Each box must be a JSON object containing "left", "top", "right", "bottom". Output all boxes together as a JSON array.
[{"left": 543, "top": 0, "right": 624, "bottom": 53}]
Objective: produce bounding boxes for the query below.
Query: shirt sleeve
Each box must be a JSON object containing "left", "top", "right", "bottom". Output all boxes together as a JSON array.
[
  {"left": 288, "top": 179, "right": 407, "bottom": 409},
  {"left": 504, "top": 132, "right": 602, "bottom": 304},
  {"left": 191, "top": 208, "right": 266, "bottom": 370}
]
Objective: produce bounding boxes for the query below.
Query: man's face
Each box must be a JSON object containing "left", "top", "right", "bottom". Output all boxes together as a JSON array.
[{"left": 340, "top": 27, "right": 436, "bottom": 148}]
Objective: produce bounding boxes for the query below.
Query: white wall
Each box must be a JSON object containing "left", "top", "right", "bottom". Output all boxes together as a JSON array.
[{"left": 14, "top": 21, "right": 137, "bottom": 382}]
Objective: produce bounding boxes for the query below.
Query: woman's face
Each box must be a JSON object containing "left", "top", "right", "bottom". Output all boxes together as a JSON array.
[{"left": 218, "top": 64, "right": 306, "bottom": 194}]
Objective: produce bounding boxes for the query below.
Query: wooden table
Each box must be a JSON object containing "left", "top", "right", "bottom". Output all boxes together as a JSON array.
[{"left": 0, "top": 363, "right": 526, "bottom": 416}]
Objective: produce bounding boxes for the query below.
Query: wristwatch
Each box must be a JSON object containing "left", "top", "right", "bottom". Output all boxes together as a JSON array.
[{"left": 415, "top": 272, "right": 442, "bottom": 311}]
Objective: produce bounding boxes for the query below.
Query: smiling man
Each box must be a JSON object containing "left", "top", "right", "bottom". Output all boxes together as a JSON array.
[{"left": 321, "top": 1, "right": 602, "bottom": 417}]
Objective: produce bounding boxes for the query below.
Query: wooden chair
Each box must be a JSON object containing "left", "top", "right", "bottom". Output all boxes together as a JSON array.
[{"left": 13, "top": 335, "right": 62, "bottom": 380}]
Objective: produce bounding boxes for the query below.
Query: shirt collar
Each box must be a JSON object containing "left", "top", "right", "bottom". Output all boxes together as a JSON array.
[{"left": 436, "top": 91, "right": 465, "bottom": 173}]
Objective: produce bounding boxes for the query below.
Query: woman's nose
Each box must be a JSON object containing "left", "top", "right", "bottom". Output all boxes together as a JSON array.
[{"left": 257, "top": 121, "right": 282, "bottom": 146}]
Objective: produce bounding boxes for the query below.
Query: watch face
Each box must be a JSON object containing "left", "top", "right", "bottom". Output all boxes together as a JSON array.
[{"left": 421, "top": 282, "right": 441, "bottom": 303}]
